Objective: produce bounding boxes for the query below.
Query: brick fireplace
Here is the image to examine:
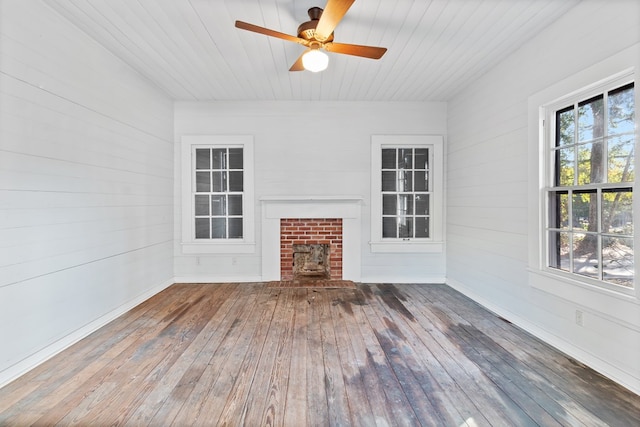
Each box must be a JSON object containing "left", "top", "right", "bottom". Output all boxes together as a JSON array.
[
  {"left": 260, "top": 196, "right": 362, "bottom": 281},
  {"left": 280, "top": 218, "right": 342, "bottom": 280}
]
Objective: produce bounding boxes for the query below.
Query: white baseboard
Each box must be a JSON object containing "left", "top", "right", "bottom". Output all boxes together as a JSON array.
[
  {"left": 0, "top": 278, "right": 174, "bottom": 389},
  {"left": 172, "top": 275, "right": 264, "bottom": 284},
  {"left": 359, "top": 276, "right": 446, "bottom": 284},
  {"left": 446, "top": 278, "right": 640, "bottom": 396}
]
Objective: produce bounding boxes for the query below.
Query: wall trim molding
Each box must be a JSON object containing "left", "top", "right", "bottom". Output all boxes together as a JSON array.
[
  {"left": 446, "top": 278, "right": 640, "bottom": 396},
  {"left": 0, "top": 279, "right": 174, "bottom": 389}
]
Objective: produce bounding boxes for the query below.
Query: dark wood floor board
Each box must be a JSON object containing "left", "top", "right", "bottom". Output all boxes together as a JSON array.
[
  {"left": 243, "top": 288, "right": 298, "bottom": 426},
  {"left": 124, "top": 285, "right": 244, "bottom": 425},
  {"left": 391, "top": 285, "right": 538, "bottom": 426},
  {"left": 364, "top": 285, "right": 490, "bottom": 427},
  {"left": 316, "top": 289, "right": 355, "bottom": 426},
  {"left": 336, "top": 289, "right": 403, "bottom": 426},
  {"left": 283, "top": 289, "right": 310, "bottom": 426},
  {"left": 1, "top": 283, "right": 639, "bottom": 426},
  {"left": 354, "top": 288, "right": 423, "bottom": 426},
  {"left": 420, "top": 285, "right": 640, "bottom": 426},
  {"left": 304, "top": 289, "right": 332, "bottom": 425},
  {"left": 327, "top": 290, "right": 379, "bottom": 426}
]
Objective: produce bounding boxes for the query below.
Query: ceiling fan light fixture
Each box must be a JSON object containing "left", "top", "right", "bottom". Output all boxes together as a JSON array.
[{"left": 302, "top": 49, "right": 329, "bottom": 72}]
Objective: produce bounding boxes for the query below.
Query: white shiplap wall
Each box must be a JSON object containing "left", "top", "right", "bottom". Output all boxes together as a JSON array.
[
  {"left": 447, "top": 0, "right": 640, "bottom": 394},
  {"left": 0, "top": 0, "right": 174, "bottom": 386},
  {"left": 174, "top": 101, "right": 447, "bottom": 283}
]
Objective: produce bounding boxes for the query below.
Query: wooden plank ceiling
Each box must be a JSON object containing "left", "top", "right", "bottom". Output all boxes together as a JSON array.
[{"left": 42, "top": 0, "right": 579, "bottom": 101}]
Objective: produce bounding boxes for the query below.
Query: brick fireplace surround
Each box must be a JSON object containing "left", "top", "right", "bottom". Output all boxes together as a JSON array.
[
  {"left": 280, "top": 218, "right": 342, "bottom": 280},
  {"left": 260, "top": 197, "right": 362, "bottom": 282}
]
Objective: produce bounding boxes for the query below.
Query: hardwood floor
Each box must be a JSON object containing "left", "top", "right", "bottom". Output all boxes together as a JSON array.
[{"left": 1, "top": 283, "right": 639, "bottom": 426}]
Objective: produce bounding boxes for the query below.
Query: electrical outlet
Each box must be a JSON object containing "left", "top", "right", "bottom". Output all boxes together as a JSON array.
[{"left": 575, "top": 310, "right": 584, "bottom": 326}]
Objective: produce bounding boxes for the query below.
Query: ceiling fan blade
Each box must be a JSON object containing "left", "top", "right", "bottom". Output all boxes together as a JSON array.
[
  {"left": 314, "top": 0, "right": 355, "bottom": 41},
  {"left": 235, "top": 21, "right": 308, "bottom": 45},
  {"left": 289, "top": 53, "right": 305, "bottom": 72},
  {"left": 324, "top": 42, "right": 387, "bottom": 59}
]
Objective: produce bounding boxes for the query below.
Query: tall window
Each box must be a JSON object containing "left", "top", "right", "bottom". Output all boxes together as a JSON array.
[
  {"left": 371, "top": 135, "right": 444, "bottom": 253},
  {"left": 180, "top": 135, "right": 254, "bottom": 254},
  {"left": 546, "top": 81, "right": 635, "bottom": 289},
  {"left": 194, "top": 147, "right": 244, "bottom": 239},
  {"left": 381, "top": 147, "right": 430, "bottom": 239}
]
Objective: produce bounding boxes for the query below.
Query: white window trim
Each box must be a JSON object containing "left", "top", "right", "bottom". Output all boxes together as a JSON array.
[
  {"left": 529, "top": 61, "right": 637, "bottom": 299},
  {"left": 370, "top": 135, "right": 444, "bottom": 253},
  {"left": 180, "top": 135, "right": 255, "bottom": 254}
]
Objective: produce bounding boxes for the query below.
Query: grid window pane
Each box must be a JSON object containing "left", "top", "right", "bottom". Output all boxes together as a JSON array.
[
  {"left": 212, "top": 172, "right": 226, "bottom": 192},
  {"left": 195, "top": 149, "right": 210, "bottom": 169},
  {"left": 572, "top": 190, "right": 595, "bottom": 231},
  {"left": 382, "top": 171, "right": 396, "bottom": 191},
  {"left": 557, "top": 147, "right": 575, "bottom": 186},
  {"left": 229, "top": 218, "right": 243, "bottom": 239},
  {"left": 557, "top": 107, "right": 575, "bottom": 146},
  {"left": 415, "top": 217, "right": 429, "bottom": 238},
  {"left": 578, "top": 96, "right": 604, "bottom": 142},
  {"left": 195, "top": 218, "right": 210, "bottom": 239},
  {"left": 416, "top": 195, "right": 429, "bottom": 216},
  {"left": 211, "top": 218, "right": 226, "bottom": 238},
  {"left": 398, "top": 217, "right": 413, "bottom": 238},
  {"left": 608, "top": 135, "right": 634, "bottom": 183},
  {"left": 415, "top": 149, "right": 428, "bottom": 169},
  {"left": 229, "top": 148, "right": 243, "bottom": 169},
  {"left": 195, "top": 195, "right": 210, "bottom": 216},
  {"left": 414, "top": 171, "right": 428, "bottom": 191},
  {"left": 228, "top": 195, "right": 243, "bottom": 216},
  {"left": 382, "top": 217, "right": 397, "bottom": 238},
  {"left": 399, "top": 194, "right": 414, "bottom": 215},
  {"left": 212, "top": 149, "right": 226, "bottom": 169},
  {"left": 211, "top": 195, "right": 226, "bottom": 216},
  {"left": 608, "top": 84, "right": 635, "bottom": 136},
  {"left": 602, "top": 189, "right": 633, "bottom": 235},
  {"left": 382, "top": 194, "right": 396, "bottom": 215},
  {"left": 602, "top": 236, "right": 633, "bottom": 286},
  {"left": 382, "top": 149, "right": 396, "bottom": 169},
  {"left": 398, "top": 149, "right": 412, "bottom": 169},
  {"left": 196, "top": 172, "right": 210, "bottom": 192},
  {"left": 229, "top": 171, "right": 243, "bottom": 192}
]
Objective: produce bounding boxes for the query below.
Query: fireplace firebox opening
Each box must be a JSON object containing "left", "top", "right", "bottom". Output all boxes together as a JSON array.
[{"left": 292, "top": 244, "right": 330, "bottom": 279}]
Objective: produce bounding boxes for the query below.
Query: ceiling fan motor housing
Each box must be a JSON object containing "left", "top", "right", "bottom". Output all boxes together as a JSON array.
[{"left": 297, "top": 7, "right": 334, "bottom": 42}]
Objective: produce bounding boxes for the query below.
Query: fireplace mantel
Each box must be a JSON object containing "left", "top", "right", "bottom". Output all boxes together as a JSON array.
[{"left": 261, "top": 196, "right": 362, "bottom": 281}]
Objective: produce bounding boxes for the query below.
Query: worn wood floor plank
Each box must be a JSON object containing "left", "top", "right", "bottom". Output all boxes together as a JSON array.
[{"left": 1, "top": 283, "right": 639, "bottom": 427}]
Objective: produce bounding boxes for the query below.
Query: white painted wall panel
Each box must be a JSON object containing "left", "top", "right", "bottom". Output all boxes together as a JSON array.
[
  {"left": 447, "top": 0, "right": 640, "bottom": 394},
  {"left": 174, "top": 101, "right": 447, "bottom": 283},
  {"left": 0, "top": 0, "right": 174, "bottom": 385}
]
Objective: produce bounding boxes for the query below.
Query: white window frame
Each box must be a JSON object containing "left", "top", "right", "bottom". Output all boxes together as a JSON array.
[
  {"left": 537, "top": 70, "right": 637, "bottom": 296},
  {"left": 180, "top": 135, "right": 255, "bottom": 254},
  {"left": 370, "top": 135, "right": 444, "bottom": 253}
]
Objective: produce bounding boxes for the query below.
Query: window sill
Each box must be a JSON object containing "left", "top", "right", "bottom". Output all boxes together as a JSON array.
[
  {"left": 181, "top": 242, "right": 256, "bottom": 254},
  {"left": 528, "top": 267, "right": 637, "bottom": 300},
  {"left": 369, "top": 241, "right": 444, "bottom": 253}
]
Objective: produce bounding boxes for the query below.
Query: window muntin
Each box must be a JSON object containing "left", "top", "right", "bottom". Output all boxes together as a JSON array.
[
  {"left": 381, "top": 147, "right": 431, "bottom": 239},
  {"left": 193, "top": 147, "right": 244, "bottom": 240},
  {"left": 547, "top": 82, "right": 635, "bottom": 289}
]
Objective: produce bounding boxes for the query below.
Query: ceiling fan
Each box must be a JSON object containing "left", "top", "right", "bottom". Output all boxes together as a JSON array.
[{"left": 235, "top": 0, "right": 387, "bottom": 72}]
